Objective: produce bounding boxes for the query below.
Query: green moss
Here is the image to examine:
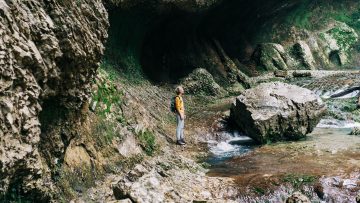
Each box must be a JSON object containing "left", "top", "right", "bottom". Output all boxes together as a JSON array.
[
  {"left": 282, "top": 174, "right": 317, "bottom": 189},
  {"left": 253, "top": 187, "right": 266, "bottom": 195},
  {"left": 92, "top": 119, "right": 122, "bottom": 148},
  {"left": 324, "top": 97, "right": 360, "bottom": 123},
  {"left": 137, "top": 130, "right": 158, "bottom": 156},
  {"left": 104, "top": 154, "right": 144, "bottom": 173},
  {"left": 329, "top": 5, "right": 360, "bottom": 32},
  {"left": 284, "top": 0, "right": 313, "bottom": 29},
  {"left": 55, "top": 166, "right": 102, "bottom": 201},
  {"left": 328, "top": 25, "right": 358, "bottom": 51}
]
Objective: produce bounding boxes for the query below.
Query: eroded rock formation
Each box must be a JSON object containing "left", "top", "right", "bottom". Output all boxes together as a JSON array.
[
  {"left": 230, "top": 82, "right": 327, "bottom": 143},
  {"left": 0, "top": 0, "right": 108, "bottom": 200}
]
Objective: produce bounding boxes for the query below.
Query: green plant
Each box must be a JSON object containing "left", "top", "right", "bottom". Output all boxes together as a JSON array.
[
  {"left": 92, "top": 80, "right": 122, "bottom": 117},
  {"left": 92, "top": 119, "right": 121, "bottom": 148},
  {"left": 137, "top": 130, "right": 158, "bottom": 156},
  {"left": 282, "top": 174, "right": 317, "bottom": 189},
  {"left": 253, "top": 187, "right": 266, "bottom": 195},
  {"left": 200, "top": 162, "right": 211, "bottom": 169}
]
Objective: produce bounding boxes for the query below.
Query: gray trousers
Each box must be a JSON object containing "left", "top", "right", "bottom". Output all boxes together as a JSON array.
[{"left": 176, "top": 114, "right": 184, "bottom": 141}]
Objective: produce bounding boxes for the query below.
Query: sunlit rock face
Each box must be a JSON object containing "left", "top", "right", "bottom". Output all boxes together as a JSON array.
[
  {"left": 230, "top": 82, "right": 327, "bottom": 143},
  {"left": 0, "top": 0, "right": 108, "bottom": 200}
]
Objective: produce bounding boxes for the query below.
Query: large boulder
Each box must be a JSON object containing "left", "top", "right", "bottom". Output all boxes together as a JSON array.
[{"left": 230, "top": 82, "right": 326, "bottom": 143}]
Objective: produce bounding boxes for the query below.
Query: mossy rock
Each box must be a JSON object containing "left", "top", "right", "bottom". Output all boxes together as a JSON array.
[
  {"left": 319, "top": 21, "right": 358, "bottom": 66},
  {"left": 252, "top": 43, "right": 289, "bottom": 71},
  {"left": 181, "top": 68, "right": 226, "bottom": 96}
]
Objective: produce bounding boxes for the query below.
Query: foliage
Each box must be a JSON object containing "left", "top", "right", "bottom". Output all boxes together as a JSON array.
[
  {"left": 90, "top": 60, "right": 126, "bottom": 150},
  {"left": 329, "top": 6, "right": 360, "bottom": 32},
  {"left": 253, "top": 187, "right": 266, "bottom": 195},
  {"left": 92, "top": 68, "right": 123, "bottom": 117},
  {"left": 282, "top": 174, "right": 317, "bottom": 189},
  {"left": 137, "top": 130, "right": 158, "bottom": 156},
  {"left": 92, "top": 119, "right": 121, "bottom": 148},
  {"left": 284, "top": 0, "right": 313, "bottom": 29},
  {"left": 328, "top": 25, "right": 358, "bottom": 52}
]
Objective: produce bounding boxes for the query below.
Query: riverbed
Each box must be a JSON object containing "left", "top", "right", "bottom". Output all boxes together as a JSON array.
[
  {"left": 201, "top": 71, "right": 360, "bottom": 202},
  {"left": 205, "top": 123, "right": 360, "bottom": 202}
]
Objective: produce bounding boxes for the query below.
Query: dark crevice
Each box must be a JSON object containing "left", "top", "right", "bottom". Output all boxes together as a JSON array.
[{"left": 329, "top": 50, "right": 342, "bottom": 66}]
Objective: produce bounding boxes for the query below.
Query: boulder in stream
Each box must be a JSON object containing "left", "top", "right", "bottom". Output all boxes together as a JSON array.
[{"left": 230, "top": 82, "right": 326, "bottom": 143}]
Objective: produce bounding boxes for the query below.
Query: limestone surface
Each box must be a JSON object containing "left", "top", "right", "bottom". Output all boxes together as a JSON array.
[
  {"left": 230, "top": 82, "right": 327, "bottom": 143},
  {"left": 0, "top": 0, "right": 108, "bottom": 199}
]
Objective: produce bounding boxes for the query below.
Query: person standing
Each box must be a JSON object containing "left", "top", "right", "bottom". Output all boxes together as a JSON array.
[{"left": 174, "top": 86, "right": 186, "bottom": 145}]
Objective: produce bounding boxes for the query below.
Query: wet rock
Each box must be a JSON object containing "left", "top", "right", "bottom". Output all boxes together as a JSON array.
[
  {"left": 230, "top": 82, "right": 326, "bottom": 143},
  {"left": 113, "top": 169, "right": 174, "bottom": 202},
  {"left": 349, "top": 127, "right": 360, "bottom": 136},
  {"left": 293, "top": 41, "right": 316, "bottom": 70},
  {"left": 181, "top": 68, "right": 226, "bottom": 96},
  {"left": 286, "top": 192, "right": 311, "bottom": 203},
  {"left": 314, "top": 183, "right": 325, "bottom": 199},
  {"left": 252, "top": 43, "right": 289, "bottom": 71}
]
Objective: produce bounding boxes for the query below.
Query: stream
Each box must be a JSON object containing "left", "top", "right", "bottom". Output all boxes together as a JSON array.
[
  {"left": 205, "top": 120, "right": 360, "bottom": 202},
  {"left": 192, "top": 71, "right": 360, "bottom": 202}
]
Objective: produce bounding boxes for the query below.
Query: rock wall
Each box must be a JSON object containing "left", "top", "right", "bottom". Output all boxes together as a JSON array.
[
  {"left": 0, "top": 0, "right": 108, "bottom": 200},
  {"left": 107, "top": 0, "right": 360, "bottom": 91}
]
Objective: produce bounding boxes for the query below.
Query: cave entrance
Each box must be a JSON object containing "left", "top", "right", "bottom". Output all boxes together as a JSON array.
[
  {"left": 105, "top": 0, "right": 309, "bottom": 84},
  {"left": 140, "top": 12, "right": 202, "bottom": 83}
]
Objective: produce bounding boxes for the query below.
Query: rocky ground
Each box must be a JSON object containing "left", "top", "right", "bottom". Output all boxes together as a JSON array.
[
  {"left": 2, "top": 0, "right": 360, "bottom": 201},
  {"left": 65, "top": 69, "right": 360, "bottom": 203},
  {"left": 60, "top": 66, "right": 241, "bottom": 202}
]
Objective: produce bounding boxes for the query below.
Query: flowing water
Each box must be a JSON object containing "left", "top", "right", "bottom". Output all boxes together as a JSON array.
[
  {"left": 205, "top": 121, "right": 360, "bottom": 202},
  {"left": 200, "top": 71, "right": 360, "bottom": 202}
]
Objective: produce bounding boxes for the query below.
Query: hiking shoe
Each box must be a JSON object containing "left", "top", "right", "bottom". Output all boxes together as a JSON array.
[
  {"left": 180, "top": 139, "right": 186, "bottom": 144},
  {"left": 176, "top": 140, "right": 185, "bottom": 145}
]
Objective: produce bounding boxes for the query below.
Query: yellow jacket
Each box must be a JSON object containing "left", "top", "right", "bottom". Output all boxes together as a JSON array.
[{"left": 175, "top": 96, "right": 185, "bottom": 115}]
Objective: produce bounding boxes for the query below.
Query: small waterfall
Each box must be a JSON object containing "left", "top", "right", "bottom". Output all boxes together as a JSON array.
[{"left": 207, "top": 131, "right": 256, "bottom": 164}]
